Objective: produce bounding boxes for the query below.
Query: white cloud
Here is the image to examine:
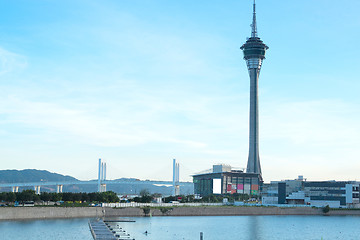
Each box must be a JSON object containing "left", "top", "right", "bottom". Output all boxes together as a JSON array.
[
  {"left": 0, "top": 94, "right": 212, "bottom": 148},
  {"left": 0, "top": 48, "right": 27, "bottom": 76}
]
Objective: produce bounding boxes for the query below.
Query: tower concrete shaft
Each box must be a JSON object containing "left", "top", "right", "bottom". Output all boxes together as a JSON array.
[
  {"left": 240, "top": 0, "right": 268, "bottom": 176},
  {"left": 247, "top": 67, "right": 261, "bottom": 174}
]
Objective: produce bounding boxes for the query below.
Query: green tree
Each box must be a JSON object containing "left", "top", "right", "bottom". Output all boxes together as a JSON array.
[
  {"left": 50, "top": 193, "right": 62, "bottom": 202},
  {"left": 62, "top": 192, "right": 73, "bottom": 201},
  {"left": 140, "top": 189, "right": 150, "bottom": 197},
  {"left": 163, "top": 196, "right": 176, "bottom": 203},
  {"left": 6, "top": 192, "right": 16, "bottom": 203},
  {"left": 142, "top": 207, "right": 151, "bottom": 216},
  {"left": 33, "top": 193, "right": 40, "bottom": 202},
  {"left": 98, "top": 191, "right": 119, "bottom": 203},
  {"left": 106, "top": 191, "right": 119, "bottom": 202},
  {"left": 81, "top": 192, "right": 90, "bottom": 202},
  {"left": 323, "top": 205, "right": 330, "bottom": 213},
  {"left": 17, "top": 190, "right": 36, "bottom": 202},
  {"left": 72, "top": 193, "right": 82, "bottom": 202},
  {"left": 40, "top": 192, "right": 51, "bottom": 202},
  {"left": 0, "top": 192, "right": 6, "bottom": 201}
]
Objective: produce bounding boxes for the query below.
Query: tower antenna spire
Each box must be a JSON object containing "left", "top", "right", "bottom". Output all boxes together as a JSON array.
[{"left": 251, "top": 0, "right": 258, "bottom": 37}]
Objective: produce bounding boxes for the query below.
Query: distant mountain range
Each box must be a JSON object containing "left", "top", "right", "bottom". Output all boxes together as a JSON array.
[
  {"left": 0, "top": 169, "right": 78, "bottom": 184},
  {"left": 0, "top": 169, "right": 194, "bottom": 195}
]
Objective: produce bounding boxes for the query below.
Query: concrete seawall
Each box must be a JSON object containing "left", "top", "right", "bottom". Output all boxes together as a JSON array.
[
  {"left": 104, "top": 206, "right": 324, "bottom": 217},
  {"left": 2, "top": 206, "right": 360, "bottom": 220},
  {"left": 0, "top": 207, "right": 103, "bottom": 221}
]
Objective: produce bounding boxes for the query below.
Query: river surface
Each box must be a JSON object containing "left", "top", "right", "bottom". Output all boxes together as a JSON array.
[{"left": 0, "top": 215, "right": 359, "bottom": 240}]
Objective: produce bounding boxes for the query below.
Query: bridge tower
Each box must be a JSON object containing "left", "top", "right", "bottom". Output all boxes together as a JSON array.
[
  {"left": 98, "top": 159, "right": 107, "bottom": 192},
  {"left": 56, "top": 184, "right": 63, "bottom": 193},
  {"left": 172, "top": 159, "right": 180, "bottom": 196}
]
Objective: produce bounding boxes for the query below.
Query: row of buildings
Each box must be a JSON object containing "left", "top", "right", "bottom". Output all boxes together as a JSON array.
[
  {"left": 193, "top": 165, "right": 360, "bottom": 208},
  {"left": 262, "top": 176, "right": 360, "bottom": 208}
]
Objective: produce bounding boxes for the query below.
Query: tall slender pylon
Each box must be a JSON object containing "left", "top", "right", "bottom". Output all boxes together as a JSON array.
[{"left": 240, "top": 0, "right": 269, "bottom": 177}]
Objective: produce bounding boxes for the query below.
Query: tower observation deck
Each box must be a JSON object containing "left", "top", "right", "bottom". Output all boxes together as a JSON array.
[{"left": 240, "top": 0, "right": 268, "bottom": 178}]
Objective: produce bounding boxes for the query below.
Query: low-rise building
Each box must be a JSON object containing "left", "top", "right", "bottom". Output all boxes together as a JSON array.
[
  {"left": 261, "top": 176, "right": 360, "bottom": 208},
  {"left": 193, "top": 164, "right": 262, "bottom": 197}
]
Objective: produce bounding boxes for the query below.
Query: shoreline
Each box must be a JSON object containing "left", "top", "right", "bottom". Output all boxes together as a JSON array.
[
  {"left": 0, "top": 207, "right": 103, "bottom": 221},
  {"left": 1, "top": 206, "right": 360, "bottom": 221}
]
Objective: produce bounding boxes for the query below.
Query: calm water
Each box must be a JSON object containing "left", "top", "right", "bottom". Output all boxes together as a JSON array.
[{"left": 0, "top": 216, "right": 359, "bottom": 240}]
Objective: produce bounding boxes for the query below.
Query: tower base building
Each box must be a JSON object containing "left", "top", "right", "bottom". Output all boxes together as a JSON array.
[{"left": 193, "top": 165, "right": 262, "bottom": 197}]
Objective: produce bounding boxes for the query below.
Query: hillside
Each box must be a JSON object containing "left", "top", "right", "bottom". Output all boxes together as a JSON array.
[
  {"left": 0, "top": 169, "right": 193, "bottom": 195},
  {"left": 0, "top": 169, "right": 78, "bottom": 183}
]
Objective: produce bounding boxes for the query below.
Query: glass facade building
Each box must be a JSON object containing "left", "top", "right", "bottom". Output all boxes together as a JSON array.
[
  {"left": 262, "top": 177, "right": 360, "bottom": 208},
  {"left": 193, "top": 168, "right": 262, "bottom": 197}
]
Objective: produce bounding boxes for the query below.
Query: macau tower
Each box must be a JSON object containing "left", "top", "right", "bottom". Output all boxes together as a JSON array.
[{"left": 240, "top": 0, "right": 269, "bottom": 177}]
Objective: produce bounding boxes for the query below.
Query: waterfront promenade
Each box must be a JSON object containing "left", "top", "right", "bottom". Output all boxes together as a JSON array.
[{"left": 3, "top": 205, "right": 360, "bottom": 220}]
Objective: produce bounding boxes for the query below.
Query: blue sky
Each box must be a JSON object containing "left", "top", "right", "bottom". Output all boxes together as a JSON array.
[{"left": 0, "top": 0, "right": 359, "bottom": 182}]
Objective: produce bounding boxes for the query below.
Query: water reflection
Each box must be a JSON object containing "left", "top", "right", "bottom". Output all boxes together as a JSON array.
[
  {"left": 1, "top": 215, "right": 360, "bottom": 240},
  {"left": 117, "top": 215, "right": 360, "bottom": 240},
  {"left": 0, "top": 218, "right": 92, "bottom": 240},
  {"left": 247, "top": 216, "right": 261, "bottom": 240}
]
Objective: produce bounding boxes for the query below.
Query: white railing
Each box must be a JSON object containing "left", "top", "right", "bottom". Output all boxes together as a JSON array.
[
  {"left": 102, "top": 202, "right": 223, "bottom": 208},
  {"left": 102, "top": 202, "right": 315, "bottom": 208},
  {"left": 233, "top": 202, "right": 312, "bottom": 208}
]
